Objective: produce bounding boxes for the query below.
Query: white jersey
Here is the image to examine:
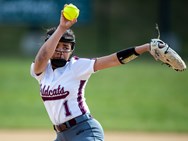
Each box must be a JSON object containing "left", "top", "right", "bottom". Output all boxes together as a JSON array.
[{"left": 30, "top": 56, "right": 96, "bottom": 125}]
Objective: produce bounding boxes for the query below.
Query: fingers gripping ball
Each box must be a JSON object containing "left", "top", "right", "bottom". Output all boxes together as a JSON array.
[{"left": 62, "top": 4, "right": 80, "bottom": 21}]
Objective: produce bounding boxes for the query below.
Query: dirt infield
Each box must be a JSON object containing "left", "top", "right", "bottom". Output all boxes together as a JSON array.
[{"left": 0, "top": 130, "right": 188, "bottom": 141}]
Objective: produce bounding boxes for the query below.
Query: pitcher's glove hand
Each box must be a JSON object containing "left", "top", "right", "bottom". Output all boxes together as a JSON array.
[{"left": 150, "top": 39, "right": 186, "bottom": 71}]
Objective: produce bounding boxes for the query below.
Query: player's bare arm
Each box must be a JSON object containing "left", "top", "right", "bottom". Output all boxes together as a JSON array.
[
  {"left": 135, "top": 43, "right": 150, "bottom": 54},
  {"left": 94, "top": 43, "right": 150, "bottom": 71},
  {"left": 34, "top": 15, "right": 77, "bottom": 75}
]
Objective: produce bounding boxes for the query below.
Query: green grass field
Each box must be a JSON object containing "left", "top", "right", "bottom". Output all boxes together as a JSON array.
[{"left": 0, "top": 58, "right": 188, "bottom": 132}]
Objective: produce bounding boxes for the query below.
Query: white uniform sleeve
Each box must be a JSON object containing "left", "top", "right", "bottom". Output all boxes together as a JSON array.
[
  {"left": 71, "top": 58, "right": 96, "bottom": 80},
  {"left": 30, "top": 62, "right": 45, "bottom": 82}
]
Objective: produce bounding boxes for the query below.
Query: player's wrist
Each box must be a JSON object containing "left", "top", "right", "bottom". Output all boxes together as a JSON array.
[
  {"left": 116, "top": 47, "right": 139, "bottom": 64},
  {"left": 57, "top": 25, "right": 67, "bottom": 35},
  {"left": 146, "top": 43, "right": 150, "bottom": 52}
]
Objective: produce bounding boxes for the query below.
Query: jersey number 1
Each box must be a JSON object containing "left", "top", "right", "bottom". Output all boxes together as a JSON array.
[{"left": 63, "top": 100, "right": 71, "bottom": 117}]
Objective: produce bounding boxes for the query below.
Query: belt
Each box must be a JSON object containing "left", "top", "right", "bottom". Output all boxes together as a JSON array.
[{"left": 53, "top": 114, "right": 92, "bottom": 132}]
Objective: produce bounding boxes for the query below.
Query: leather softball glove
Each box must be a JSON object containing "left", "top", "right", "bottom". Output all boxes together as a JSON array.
[{"left": 150, "top": 39, "right": 186, "bottom": 71}]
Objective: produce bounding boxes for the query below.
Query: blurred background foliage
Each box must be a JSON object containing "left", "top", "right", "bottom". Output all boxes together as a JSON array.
[{"left": 0, "top": 0, "right": 187, "bottom": 59}]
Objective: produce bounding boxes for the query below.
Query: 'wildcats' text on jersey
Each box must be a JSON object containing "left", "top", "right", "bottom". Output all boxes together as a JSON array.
[{"left": 40, "top": 84, "right": 70, "bottom": 101}]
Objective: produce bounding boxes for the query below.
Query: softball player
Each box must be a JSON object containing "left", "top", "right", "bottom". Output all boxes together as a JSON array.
[{"left": 30, "top": 13, "right": 151, "bottom": 141}]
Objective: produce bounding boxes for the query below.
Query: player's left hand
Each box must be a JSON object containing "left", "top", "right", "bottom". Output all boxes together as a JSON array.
[{"left": 149, "top": 38, "right": 186, "bottom": 71}]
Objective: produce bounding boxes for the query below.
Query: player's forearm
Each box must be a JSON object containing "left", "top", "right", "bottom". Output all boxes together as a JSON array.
[
  {"left": 36, "top": 26, "right": 66, "bottom": 61},
  {"left": 116, "top": 43, "right": 150, "bottom": 64},
  {"left": 34, "top": 26, "right": 66, "bottom": 74},
  {"left": 94, "top": 43, "right": 150, "bottom": 71}
]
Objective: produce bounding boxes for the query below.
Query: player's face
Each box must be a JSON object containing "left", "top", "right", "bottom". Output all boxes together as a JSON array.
[{"left": 52, "top": 42, "right": 73, "bottom": 60}]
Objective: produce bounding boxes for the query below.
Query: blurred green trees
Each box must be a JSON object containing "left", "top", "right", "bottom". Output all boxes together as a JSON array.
[{"left": 0, "top": 0, "right": 187, "bottom": 59}]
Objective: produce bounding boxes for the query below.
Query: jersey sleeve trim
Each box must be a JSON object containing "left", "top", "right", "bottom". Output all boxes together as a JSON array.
[{"left": 30, "top": 62, "right": 45, "bottom": 82}]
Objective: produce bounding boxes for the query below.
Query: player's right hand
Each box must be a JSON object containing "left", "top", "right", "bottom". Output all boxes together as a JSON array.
[{"left": 59, "top": 6, "right": 77, "bottom": 30}]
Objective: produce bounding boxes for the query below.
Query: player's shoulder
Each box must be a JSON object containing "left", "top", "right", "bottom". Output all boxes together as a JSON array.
[
  {"left": 68, "top": 56, "right": 96, "bottom": 69},
  {"left": 70, "top": 56, "right": 95, "bottom": 62}
]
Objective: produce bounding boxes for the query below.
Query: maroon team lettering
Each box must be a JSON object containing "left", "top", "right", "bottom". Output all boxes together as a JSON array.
[{"left": 40, "top": 84, "right": 69, "bottom": 101}]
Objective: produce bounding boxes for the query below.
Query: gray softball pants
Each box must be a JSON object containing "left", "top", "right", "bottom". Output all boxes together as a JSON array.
[{"left": 54, "top": 115, "right": 104, "bottom": 141}]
